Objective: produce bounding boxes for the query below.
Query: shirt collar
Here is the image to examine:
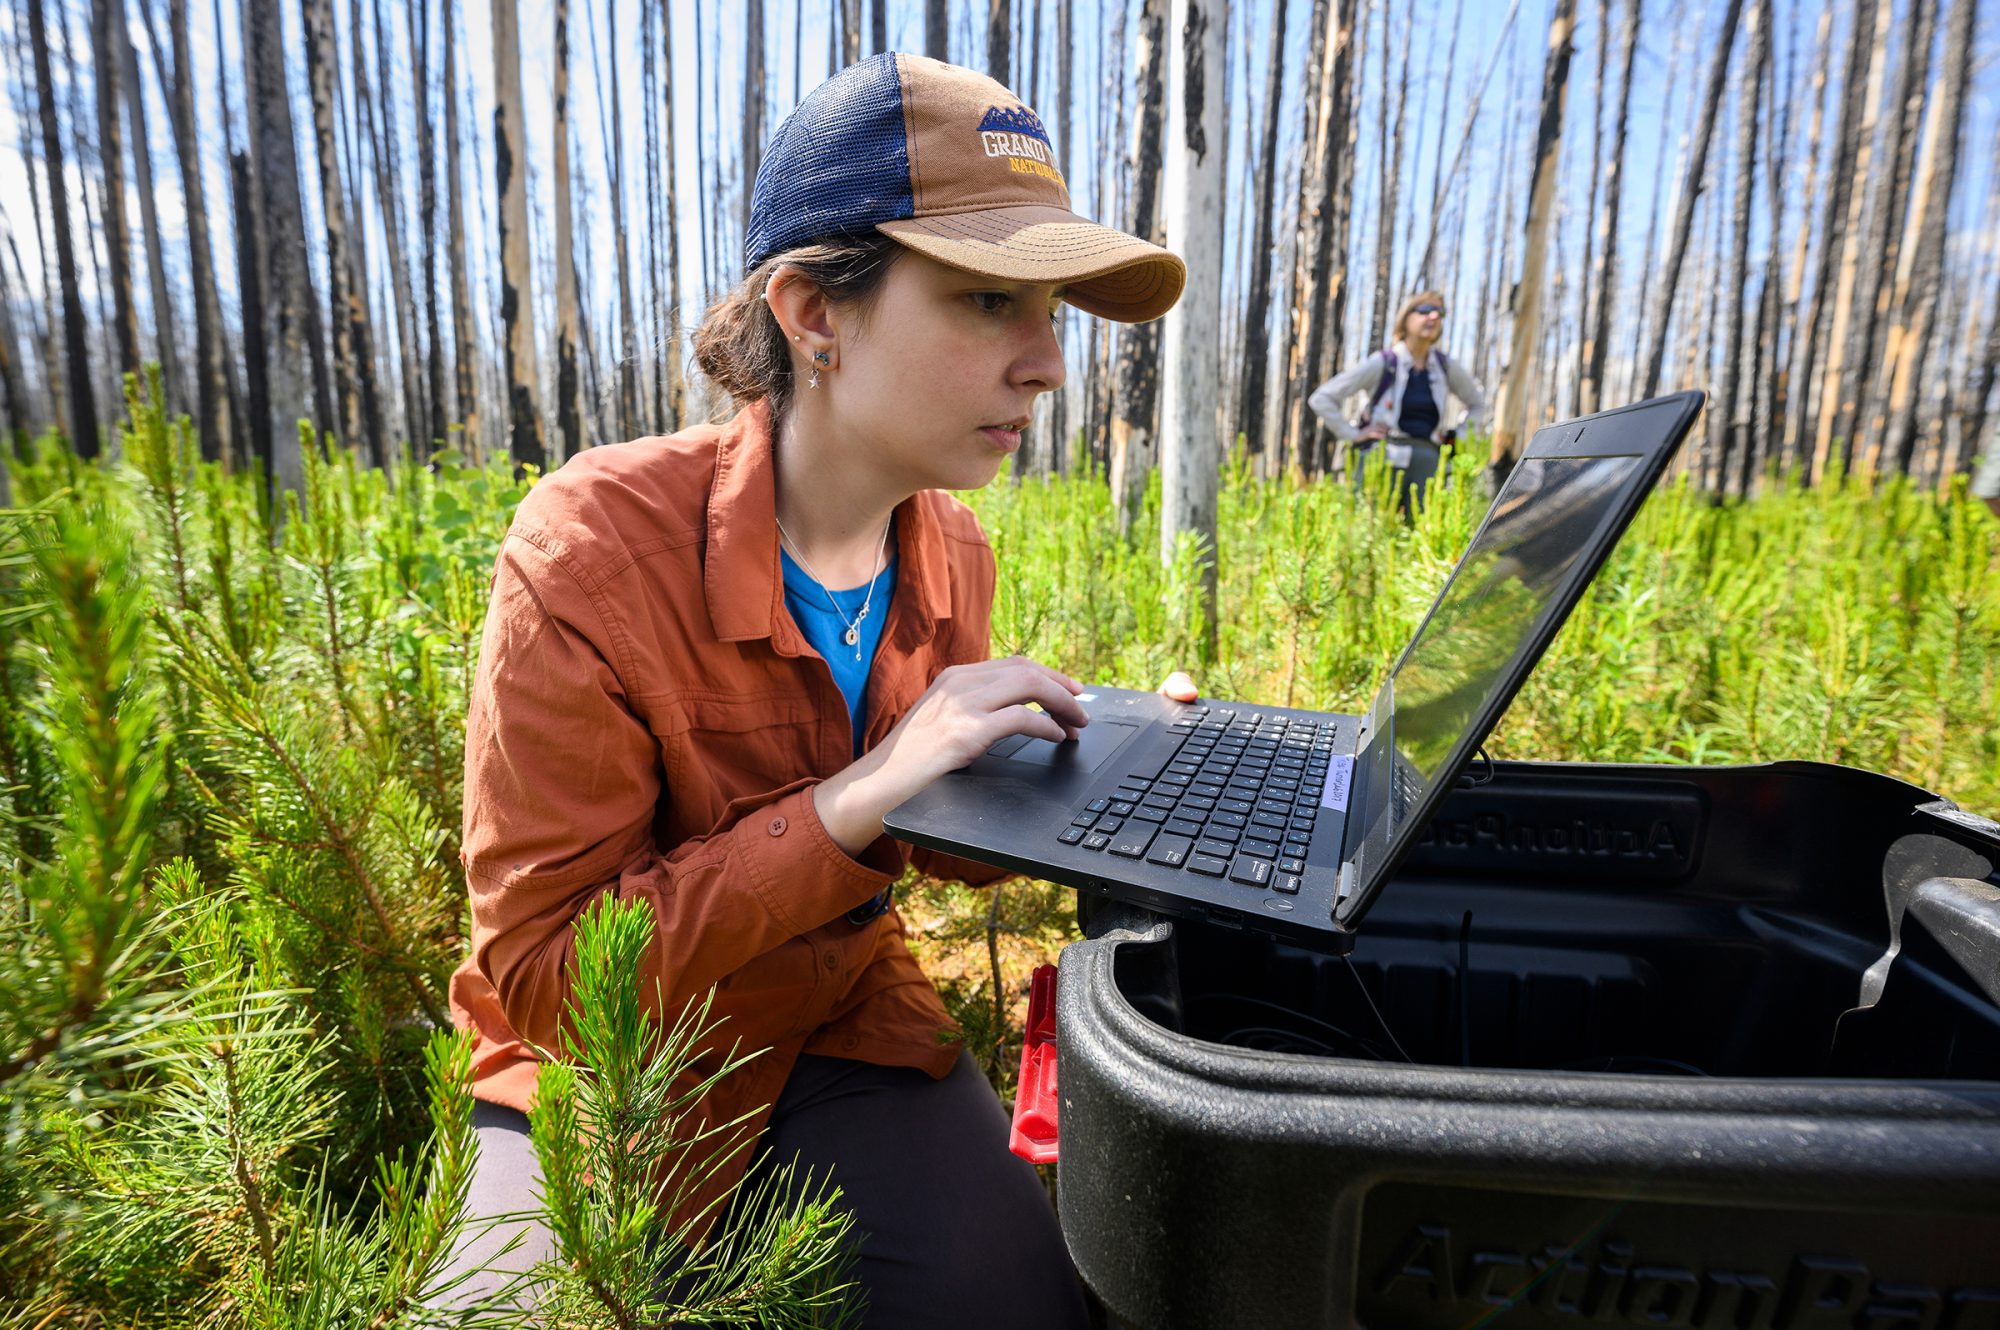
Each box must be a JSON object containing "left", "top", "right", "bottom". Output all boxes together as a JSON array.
[{"left": 705, "top": 400, "right": 956, "bottom": 645}]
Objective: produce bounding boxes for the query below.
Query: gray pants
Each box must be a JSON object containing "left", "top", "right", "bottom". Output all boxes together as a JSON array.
[
  {"left": 437, "top": 1051, "right": 1090, "bottom": 1327},
  {"left": 1350, "top": 437, "right": 1444, "bottom": 514}
]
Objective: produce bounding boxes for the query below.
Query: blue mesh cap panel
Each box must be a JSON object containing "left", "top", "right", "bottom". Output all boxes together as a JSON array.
[{"left": 744, "top": 53, "right": 915, "bottom": 274}]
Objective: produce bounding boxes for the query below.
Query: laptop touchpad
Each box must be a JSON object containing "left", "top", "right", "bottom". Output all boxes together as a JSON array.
[{"left": 997, "top": 719, "right": 1139, "bottom": 773}]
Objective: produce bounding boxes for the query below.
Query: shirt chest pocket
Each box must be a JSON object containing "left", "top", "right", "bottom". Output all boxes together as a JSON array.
[{"left": 646, "top": 690, "right": 831, "bottom": 815}]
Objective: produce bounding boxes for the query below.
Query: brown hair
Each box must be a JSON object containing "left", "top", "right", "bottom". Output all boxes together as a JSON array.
[
  {"left": 691, "top": 233, "right": 906, "bottom": 420},
  {"left": 1393, "top": 289, "right": 1447, "bottom": 343}
]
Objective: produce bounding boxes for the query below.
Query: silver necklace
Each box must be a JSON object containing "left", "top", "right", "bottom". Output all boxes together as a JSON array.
[{"left": 775, "top": 512, "right": 893, "bottom": 662}]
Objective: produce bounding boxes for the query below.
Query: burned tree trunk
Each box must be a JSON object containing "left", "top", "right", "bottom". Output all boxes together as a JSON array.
[
  {"left": 1368, "top": 0, "right": 1401, "bottom": 350},
  {"left": 244, "top": 0, "right": 329, "bottom": 493},
  {"left": 302, "top": 0, "right": 376, "bottom": 460},
  {"left": 1277, "top": 0, "right": 1329, "bottom": 473},
  {"left": 553, "top": 0, "right": 584, "bottom": 460},
  {"left": 1108, "top": 0, "right": 1167, "bottom": 534},
  {"left": 409, "top": 0, "right": 446, "bottom": 449},
  {"left": 926, "top": 0, "right": 949, "bottom": 59},
  {"left": 660, "top": 0, "right": 685, "bottom": 427},
  {"left": 1712, "top": 0, "right": 1767, "bottom": 494},
  {"left": 1840, "top": 0, "right": 1936, "bottom": 467},
  {"left": 1161, "top": 0, "right": 1226, "bottom": 659},
  {"left": 988, "top": 0, "right": 1011, "bottom": 84},
  {"left": 1490, "top": 0, "right": 1577, "bottom": 472},
  {"left": 842, "top": 0, "right": 862, "bottom": 65},
  {"left": 230, "top": 148, "right": 271, "bottom": 480},
  {"left": 1637, "top": 0, "right": 1746, "bottom": 400},
  {"left": 27, "top": 0, "right": 96, "bottom": 454},
  {"left": 142, "top": 0, "right": 236, "bottom": 461},
  {"left": 1783, "top": 0, "right": 1868, "bottom": 474},
  {"left": 1806, "top": 0, "right": 1891, "bottom": 478},
  {"left": 93, "top": 0, "right": 140, "bottom": 380},
  {"left": 444, "top": 0, "right": 478, "bottom": 453},
  {"left": 1236, "top": 0, "right": 1288, "bottom": 459},
  {"left": 743, "top": 0, "right": 764, "bottom": 239},
  {"left": 490, "top": 0, "right": 543, "bottom": 469},
  {"left": 595, "top": 0, "right": 640, "bottom": 439},
  {"left": 642, "top": 0, "right": 664, "bottom": 428},
  {"left": 1283, "top": 0, "right": 1359, "bottom": 478},
  {"left": 120, "top": 21, "right": 179, "bottom": 411},
  {"left": 1570, "top": 0, "right": 1608, "bottom": 417},
  {"left": 1580, "top": 0, "right": 1638, "bottom": 416},
  {"left": 1772, "top": 0, "right": 1832, "bottom": 476},
  {"left": 1878, "top": 0, "right": 1978, "bottom": 474},
  {"left": 367, "top": 0, "right": 426, "bottom": 456}
]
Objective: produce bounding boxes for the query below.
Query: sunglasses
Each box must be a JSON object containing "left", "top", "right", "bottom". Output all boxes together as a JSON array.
[{"left": 1413, "top": 303, "right": 1444, "bottom": 316}]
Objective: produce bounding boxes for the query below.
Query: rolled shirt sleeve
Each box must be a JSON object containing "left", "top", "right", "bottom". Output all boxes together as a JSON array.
[
  {"left": 1306, "top": 357, "right": 1386, "bottom": 443},
  {"left": 462, "top": 536, "right": 905, "bottom": 1056}
]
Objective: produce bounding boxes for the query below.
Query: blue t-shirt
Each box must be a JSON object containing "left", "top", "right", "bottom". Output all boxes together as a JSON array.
[{"left": 780, "top": 543, "right": 898, "bottom": 757}]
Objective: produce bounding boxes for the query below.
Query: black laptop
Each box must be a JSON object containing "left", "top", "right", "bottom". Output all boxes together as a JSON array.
[{"left": 885, "top": 392, "right": 1706, "bottom": 948}]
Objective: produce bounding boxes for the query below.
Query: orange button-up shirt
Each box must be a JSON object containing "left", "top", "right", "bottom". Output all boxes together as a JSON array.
[{"left": 446, "top": 400, "right": 1006, "bottom": 1227}]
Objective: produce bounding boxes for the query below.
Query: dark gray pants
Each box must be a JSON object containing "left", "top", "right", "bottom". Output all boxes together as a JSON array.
[
  {"left": 1350, "top": 436, "right": 1444, "bottom": 514},
  {"left": 438, "top": 1051, "right": 1090, "bottom": 1328}
]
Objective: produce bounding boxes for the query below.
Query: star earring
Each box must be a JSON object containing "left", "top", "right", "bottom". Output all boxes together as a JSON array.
[{"left": 808, "top": 349, "right": 831, "bottom": 390}]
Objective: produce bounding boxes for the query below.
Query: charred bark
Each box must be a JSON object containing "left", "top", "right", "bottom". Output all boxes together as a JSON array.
[
  {"left": 1579, "top": 0, "right": 1638, "bottom": 416},
  {"left": 1805, "top": 0, "right": 1890, "bottom": 478},
  {"left": 246, "top": 0, "right": 334, "bottom": 492},
  {"left": 93, "top": 0, "right": 140, "bottom": 379},
  {"left": 140, "top": 0, "right": 236, "bottom": 461},
  {"left": 1637, "top": 0, "right": 1746, "bottom": 400},
  {"left": 1236, "top": 0, "right": 1288, "bottom": 458},
  {"left": 988, "top": 0, "right": 1011, "bottom": 84},
  {"left": 1878, "top": 0, "right": 1977, "bottom": 474},
  {"left": 1108, "top": 0, "right": 1168, "bottom": 533},
  {"left": 553, "top": 0, "right": 584, "bottom": 460},
  {"left": 405, "top": 0, "right": 445, "bottom": 449},
  {"left": 366, "top": 0, "right": 426, "bottom": 456},
  {"left": 1712, "top": 0, "right": 1767, "bottom": 493},
  {"left": 120, "top": 20, "right": 179, "bottom": 412},
  {"left": 926, "top": 0, "right": 949, "bottom": 59},
  {"left": 1490, "top": 0, "right": 1577, "bottom": 471},
  {"left": 1840, "top": 0, "right": 1935, "bottom": 465},
  {"left": 444, "top": 0, "right": 478, "bottom": 453},
  {"left": 490, "top": 0, "right": 543, "bottom": 469},
  {"left": 302, "top": 0, "right": 377, "bottom": 460},
  {"left": 27, "top": 0, "right": 96, "bottom": 454}
]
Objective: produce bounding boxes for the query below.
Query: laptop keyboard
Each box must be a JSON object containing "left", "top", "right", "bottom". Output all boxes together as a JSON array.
[{"left": 1058, "top": 706, "right": 1334, "bottom": 896}]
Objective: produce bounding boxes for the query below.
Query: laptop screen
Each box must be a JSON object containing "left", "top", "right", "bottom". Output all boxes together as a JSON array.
[{"left": 1338, "top": 448, "right": 1655, "bottom": 920}]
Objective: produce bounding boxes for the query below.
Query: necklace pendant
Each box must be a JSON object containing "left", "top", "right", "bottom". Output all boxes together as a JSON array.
[{"left": 844, "top": 625, "right": 860, "bottom": 647}]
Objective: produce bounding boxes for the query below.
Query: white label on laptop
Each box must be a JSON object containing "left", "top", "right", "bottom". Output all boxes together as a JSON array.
[{"left": 1320, "top": 755, "right": 1354, "bottom": 812}]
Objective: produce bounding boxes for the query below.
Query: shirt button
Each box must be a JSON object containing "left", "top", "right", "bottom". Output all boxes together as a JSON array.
[
  {"left": 767, "top": 816, "right": 788, "bottom": 836},
  {"left": 823, "top": 952, "right": 840, "bottom": 971}
]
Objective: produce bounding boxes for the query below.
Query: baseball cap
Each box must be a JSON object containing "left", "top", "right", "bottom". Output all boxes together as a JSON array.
[{"left": 745, "top": 53, "right": 1185, "bottom": 324}]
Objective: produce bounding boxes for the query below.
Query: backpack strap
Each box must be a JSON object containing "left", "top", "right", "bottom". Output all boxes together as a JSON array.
[{"left": 1356, "top": 348, "right": 1397, "bottom": 429}]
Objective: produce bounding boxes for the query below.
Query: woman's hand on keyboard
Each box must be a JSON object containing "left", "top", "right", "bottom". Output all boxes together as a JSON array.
[{"left": 813, "top": 656, "right": 1090, "bottom": 855}]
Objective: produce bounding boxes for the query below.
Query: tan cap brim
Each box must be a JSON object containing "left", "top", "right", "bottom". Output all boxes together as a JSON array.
[{"left": 877, "top": 204, "right": 1185, "bottom": 323}]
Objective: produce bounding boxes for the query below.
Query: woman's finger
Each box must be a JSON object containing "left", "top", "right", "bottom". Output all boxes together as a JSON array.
[
  {"left": 1158, "top": 670, "right": 1199, "bottom": 702},
  {"left": 995, "top": 703, "right": 1072, "bottom": 745},
  {"left": 974, "top": 666, "right": 1091, "bottom": 731}
]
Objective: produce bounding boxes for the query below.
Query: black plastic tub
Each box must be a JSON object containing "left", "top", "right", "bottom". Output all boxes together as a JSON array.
[{"left": 1054, "top": 760, "right": 2000, "bottom": 1329}]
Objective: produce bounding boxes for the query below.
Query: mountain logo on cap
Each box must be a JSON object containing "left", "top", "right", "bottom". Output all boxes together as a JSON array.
[{"left": 976, "top": 105, "right": 1062, "bottom": 184}]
